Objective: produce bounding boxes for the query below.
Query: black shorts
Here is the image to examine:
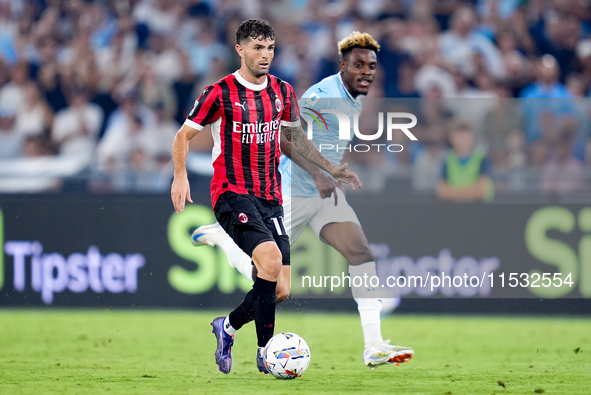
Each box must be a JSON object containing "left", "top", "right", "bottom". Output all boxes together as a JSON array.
[{"left": 214, "top": 191, "right": 290, "bottom": 266}]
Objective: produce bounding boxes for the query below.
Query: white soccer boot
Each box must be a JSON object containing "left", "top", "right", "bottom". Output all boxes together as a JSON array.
[
  {"left": 363, "top": 340, "right": 414, "bottom": 368},
  {"left": 191, "top": 223, "right": 225, "bottom": 247}
]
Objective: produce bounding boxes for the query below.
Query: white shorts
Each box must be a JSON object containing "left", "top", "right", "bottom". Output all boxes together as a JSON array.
[{"left": 283, "top": 188, "right": 360, "bottom": 245}]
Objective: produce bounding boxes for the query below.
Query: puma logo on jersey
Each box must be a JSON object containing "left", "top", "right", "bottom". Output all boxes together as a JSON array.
[{"left": 234, "top": 101, "right": 246, "bottom": 110}]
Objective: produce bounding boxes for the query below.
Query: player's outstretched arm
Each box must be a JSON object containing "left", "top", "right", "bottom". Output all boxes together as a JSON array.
[
  {"left": 171, "top": 124, "right": 200, "bottom": 213},
  {"left": 282, "top": 124, "right": 362, "bottom": 190}
]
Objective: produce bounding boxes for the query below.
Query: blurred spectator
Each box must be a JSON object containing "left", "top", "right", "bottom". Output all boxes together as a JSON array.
[
  {"left": 51, "top": 87, "right": 103, "bottom": 159},
  {"left": 418, "top": 85, "right": 454, "bottom": 126},
  {"left": 540, "top": 139, "right": 587, "bottom": 193},
  {"left": 88, "top": 3, "right": 118, "bottom": 52},
  {"left": 133, "top": 0, "right": 182, "bottom": 37},
  {"left": 198, "top": 55, "right": 232, "bottom": 92},
  {"left": 137, "top": 62, "right": 176, "bottom": 115},
  {"left": 482, "top": 84, "right": 523, "bottom": 156},
  {"left": 15, "top": 81, "right": 53, "bottom": 138},
  {"left": 112, "top": 148, "right": 173, "bottom": 193},
  {"left": 520, "top": 55, "right": 576, "bottom": 142},
  {"left": 412, "top": 125, "right": 446, "bottom": 192},
  {"left": 145, "top": 34, "right": 181, "bottom": 84},
  {"left": 26, "top": 34, "right": 56, "bottom": 73},
  {"left": 0, "top": 106, "right": 24, "bottom": 158},
  {"left": 400, "top": 16, "right": 440, "bottom": 57},
  {"left": 477, "top": 0, "right": 520, "bottom": 24},
  {"left": 447, "top": 69, "right": 497, "bottom": 137},
  {"left": 378, "top": 18, "right": 411, "bottom": 98},
  {"left": 413, "top": 39, "right": 456, "bottom": 98},
  {"left": 0, "top": 1, "right": 18, "bottom": 65},
  {"left": 187, "top": 25, "right": 231, "bottom": 77},
  {"left": 37, "top": 62, "right": 68, "bottom": 113},
  {"left": 173, "top": 51, "right": 199, "bottom": 124},
  {"left": 96, "top": 107, "right": 173, "bottom": 193},
  {"left": 528, "top": 5, "right": 582, "bottom": 81},
  {"left": 520, "top": 55, "right": 571, "bottom": 98},
  {"left": 96, "top": 30, "right": 136, "bottom": 89},
  {"left": 585, "top": 138, "right": 591, "bottom": 166},
  {"left": 565, "top": 73, "right": 591, "bottom": 148},
  {"left": 537, "top": 111, "right": 562, "bottom": 153},
  {"left": 393, "top": 60, "right": 421, "bottom": 98},
  {"left": 115, "top": 13, "right": 139, "bottom": 54},
  {"left": 439, "top": 6, "right": 505, "bottom": 80},
  {"left": 451, "top": 67, "right": 480, "bottom": 98},
  {"left": 0, "top": 58, "right": 10, "bottom": 87},
  {"left": 0, "top": 60, "right": 29, "bottom": 111},
  {"left": 496, "top": 30, "right": 531, "bottom": 95},
  {"left": 23, "top": 136, "right": 55, "bottom": 158},
  {"left": 506, "top": 131, "right": 527, "bottom": 170},
  {"left": 273, "top": 25, "right": 317, "bottom": 93},
  {"left": 567, "top": 72, "right": 588, "bottom": 98},
  {"left": 138, "top": 101, "right": 179, "bottom": 164},
  {"left": 528, "top": 139, "right": 549, "bottom": 169},
  {"left": 506, "top": 6, "right": 537, "bottom": 57},
  {"left": 437, "top": 119, "right": 494, "bottom": 202},
  {"left": 575, "top": 39, "right": 591, "bottom": 90},
  {"left": 104, "top": 87, "right": 155, "bottom": 134},
  {"left": 494, "top": 129, "right": 529, "bottom": 192},
  {"left": 98, "top": 115, "right": 145, "bottom": 172}
]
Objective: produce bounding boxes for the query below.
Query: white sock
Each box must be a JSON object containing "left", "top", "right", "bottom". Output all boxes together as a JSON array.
[
  {"left": 223, "top": 315, "right": 237, "bottom": 336},
  {"left": 349, "top": 262, "right": 384, "bottom": 349},
  {"left": 235, "top": 255, "right": 254, "bottom": 281},
  {"left": 218, "top": 233, "right": 254, "bottom": 281},
  {"left": 357, "top": 298, "right": 383, "bottom": 349}
]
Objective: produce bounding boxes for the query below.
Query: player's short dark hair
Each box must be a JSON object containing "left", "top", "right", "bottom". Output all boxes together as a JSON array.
[{"left": 236, "top": 19, "right": 275, "bottom": 45}]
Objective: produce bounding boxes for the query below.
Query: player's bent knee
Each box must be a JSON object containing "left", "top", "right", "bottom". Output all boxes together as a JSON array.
[
  {"left": 256, "top": 260, "right": 282, "bottom": 281},
  {"left": 252, "top": 241, "right": 283, "bottom": 280},
  {"left": 268, "top": 259, "right": 283, "bottom": 279}
]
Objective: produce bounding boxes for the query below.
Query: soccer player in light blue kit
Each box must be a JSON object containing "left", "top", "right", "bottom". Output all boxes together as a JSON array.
[{"left": 193, "top": 32, "right": 414, "bottom": 368}]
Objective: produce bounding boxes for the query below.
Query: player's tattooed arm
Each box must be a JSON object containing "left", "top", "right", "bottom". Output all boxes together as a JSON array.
[
  {"left": 281, "top": 124, "right": 362, "bottom": 190},
  {"left": 280, "top": 134, "right": 343, "bottom": 204},
  {"left": 282, "top": 124, "right": 332, "bottom": 172}
]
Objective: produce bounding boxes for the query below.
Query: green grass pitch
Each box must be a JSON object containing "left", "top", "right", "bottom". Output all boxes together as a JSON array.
[{"left": 0, "top": 309, "right": 590, "bottom": 394}]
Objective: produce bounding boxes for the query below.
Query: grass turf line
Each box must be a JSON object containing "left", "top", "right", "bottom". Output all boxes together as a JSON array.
[{"left": 0, "top": 310, "right": 589, "bottom": 394}]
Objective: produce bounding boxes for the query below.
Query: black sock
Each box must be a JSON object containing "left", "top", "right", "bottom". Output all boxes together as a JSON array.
[
  {"left": 252, "top": 277, "right": 277, "bottom": 347},
  {"left": 228, "top": 289, "right": 254, "bottom": 331}
]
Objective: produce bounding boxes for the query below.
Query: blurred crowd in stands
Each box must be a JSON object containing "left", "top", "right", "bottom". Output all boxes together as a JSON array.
[{"left": 0, "top": 0, "right": 590, "bottom": 197}]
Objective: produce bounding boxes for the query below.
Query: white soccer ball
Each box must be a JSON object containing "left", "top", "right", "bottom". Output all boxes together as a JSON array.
[{"left": 264, "top": 332, "right": 311, "bottom": 379}]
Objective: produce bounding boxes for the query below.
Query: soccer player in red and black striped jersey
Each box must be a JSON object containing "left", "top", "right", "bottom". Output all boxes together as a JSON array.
[{"left": 171, "top": 19, "right": 361, "bottom": 374}]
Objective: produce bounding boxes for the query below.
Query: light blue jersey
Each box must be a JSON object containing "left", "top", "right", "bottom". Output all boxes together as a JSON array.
[{"left": 279, "top": 73, "right": 362, "bottom": 198}]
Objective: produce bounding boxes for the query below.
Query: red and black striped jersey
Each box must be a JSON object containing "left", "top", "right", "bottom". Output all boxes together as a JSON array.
[{"left": 184, "top": 71, "right": 300, "bottom": 208}]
